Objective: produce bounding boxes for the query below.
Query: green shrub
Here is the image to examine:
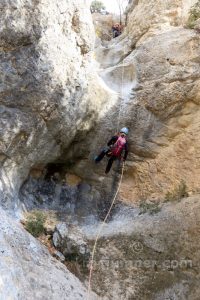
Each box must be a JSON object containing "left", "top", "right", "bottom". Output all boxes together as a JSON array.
[
  {"left": 90, "top": 1, "right": 105, "bottom": 13},
  {"left": 187, "top": 0, "right": 200, "bottom": 29},
  {"left": 139, "top": 201, "right": 161, "bottom": 215},
  {"left": 165, "top": 180, "right": 189, "bottom": 202},
  {"left": 25, "top": 211, "right": 46, "bottom": 237}
]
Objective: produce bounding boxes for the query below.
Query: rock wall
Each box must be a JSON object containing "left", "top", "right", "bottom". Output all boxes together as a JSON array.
[
  {"left": 0, "top": 1, "right": 110, "bottom": 299},
  {"left": 1, "top": 0, "right": 200, "bottom": 298},
  {"left": 120, "top": 0, "right": 200, "bottom": 203},
  {"left": 126, "top": 0, "right": 197, "bottom": 44},
  {"left": 0, "top": 0, "right": 118, "bottom": 210},
  {"left": 0, "top": 206, "right": 98, "bottom": 300},
  {"left": 74, "top": 0, "right": 200, "bottom": 205},
  {"left": 86, "top": 196, "right": 200, "bottom": 300},
  {"left": 1, "top": 1, "right": 199, "bottom": 211}
]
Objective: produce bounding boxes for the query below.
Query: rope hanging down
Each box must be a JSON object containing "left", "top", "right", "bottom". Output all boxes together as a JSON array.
[
  {"left": 86, "top": 162, "right": 125, "bottom": 300},
  {"left": 117, "top": 43, "right": 126, "bottom": 132},
  {"left": 87, "top": 23, "right": 127, "bottom": 300}
]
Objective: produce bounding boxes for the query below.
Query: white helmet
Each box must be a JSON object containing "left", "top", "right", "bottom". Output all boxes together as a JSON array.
[{"left": 120, "top": 127, "right": 129, "bottom": 135}]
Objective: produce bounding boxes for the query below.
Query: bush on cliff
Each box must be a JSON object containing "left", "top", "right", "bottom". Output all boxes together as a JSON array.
[
  {"left": 25, "top": 211, "right": 46, "bottom": 237},
  {"left": 187, "top": 0, "right": 200, "bottom": 29}
]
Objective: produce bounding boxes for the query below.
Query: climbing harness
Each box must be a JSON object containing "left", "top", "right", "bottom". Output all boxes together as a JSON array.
[{"left": 86, "top": 162, "right": 125, "bottom": 300}]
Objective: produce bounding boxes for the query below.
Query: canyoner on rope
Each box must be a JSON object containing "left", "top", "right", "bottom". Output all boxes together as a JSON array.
[
  {"left": 95, "top": 127, "right": 129, "bottom": 174},
  {"left": 112, "top": 23, "right": 123, "bottom": 38}
]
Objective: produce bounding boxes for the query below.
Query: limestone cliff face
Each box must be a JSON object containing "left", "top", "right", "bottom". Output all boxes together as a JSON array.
[
  {"left": 80, "top": 0, "right": 200, "bottom": 205},
  {"left": 0, "top": 1, "right": 105, "bottom": 298},
  {"left": 120, "top": 0, "right": 200, "bottom": 203},
  {"left": 0, "top": 207, "right": 99, "bottom": 300},
  {"left": 1, "top": 0, "right": 200, "bottom": 299},
  {"left": 4, "top": 0, "right": 199, "bottom": 210},
  {"left": 86, "top": 196, "right": 200, "bottom": 300},
  {"left": 0, "top": 0, "right": 117, "bottom": 209},
  {"left": 126, "top": 0, "right": 197, "bottom": 44}
]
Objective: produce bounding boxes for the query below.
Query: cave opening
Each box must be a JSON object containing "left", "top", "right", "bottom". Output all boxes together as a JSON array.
[{"left": 44, "top": 161, "right": 74, "bottom": 181}]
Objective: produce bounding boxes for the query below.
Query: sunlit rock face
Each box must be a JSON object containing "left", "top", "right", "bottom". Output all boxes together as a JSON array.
[
  {"left": 0, "top": 0, "right": 119, "bottom": 209},
  {"left": 126, "top": 0, "right": 197, "bottom": 44},
  {"left": 117, "top": 0, "right": 200, "bottom": 203},
  {"left": 0, "top": 1, "right": 102, "bottom": 299},
  {"left": 76, "top": 0, "right": 200, "bottom": 204},
  {"left": 0, "top": 1, "right": 200, "bottom": 299}
]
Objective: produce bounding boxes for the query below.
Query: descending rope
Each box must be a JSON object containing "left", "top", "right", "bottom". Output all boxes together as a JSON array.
[
  {"left": 87, "top": 16, "right": 127, "bottom": 300},
  {"left": 86, "top": 45, "right": 126, "bottom": 298},
  {"left": 86, "top": 162, "right": 125, "bottom": 300},
  {"left": 117, "top": 43, "right": 126, "bottom": 132}
]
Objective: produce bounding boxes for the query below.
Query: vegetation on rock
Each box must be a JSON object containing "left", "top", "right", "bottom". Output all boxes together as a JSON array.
[
  {"left": 187, "top": 0, "right": 200, "bottom": 28},
  {"left": 165, "top": 180, "right": 189, "bottom": 202},
  {"left": 90, "top": 1, "right": 106, "bottom": 13},
  {"left": 139, "top": 201, "right": 161, "bottom": 215},
  {"left": 25, "top": 210, "right": 46, "bottom": 237}
]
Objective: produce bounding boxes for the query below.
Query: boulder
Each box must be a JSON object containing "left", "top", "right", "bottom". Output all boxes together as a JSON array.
[{"left": 53, "top": 223, "right": 90, "bottom": 260}]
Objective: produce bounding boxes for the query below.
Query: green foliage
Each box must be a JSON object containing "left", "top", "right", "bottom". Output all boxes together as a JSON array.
[
  {"left": 25, "top": 211, "right": 46, "bottom": 237},
  {"left": 139, "top": 201, "right": 161, "bottom": 215},
  {"left": 90, "top": 1, "right": 106, "bottom": 13},
  {"left": 187, "top": 0, "right": 200, "bottom": 29},
  {"left": 165, "top": 180, "right": 189, "bottom": 202}
]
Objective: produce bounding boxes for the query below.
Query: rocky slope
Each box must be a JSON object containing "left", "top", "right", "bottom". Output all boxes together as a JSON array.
[
  {"left": 0, "top": 207, "right": 98, "bottom": 300},
  {"left": 83, "top": 196, "right": 200, "bottom": 300}
]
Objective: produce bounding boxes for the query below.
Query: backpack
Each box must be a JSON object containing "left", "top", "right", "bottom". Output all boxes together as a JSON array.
[{"left": 111, "top": 136, "right": 126, "bottom": 157}]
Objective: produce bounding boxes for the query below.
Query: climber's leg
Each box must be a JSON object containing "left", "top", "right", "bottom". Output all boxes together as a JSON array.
[
  {"left": 95, "top": 150, "right": 107, "bottom": 163},
  {"left": 105, "top": 156, "right": 116, "bottom": 174}
]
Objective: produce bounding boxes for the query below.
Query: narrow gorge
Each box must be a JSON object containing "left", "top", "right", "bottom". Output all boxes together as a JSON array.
[{"left": 0, "top": 0, "right": 200, "bottom": 299}]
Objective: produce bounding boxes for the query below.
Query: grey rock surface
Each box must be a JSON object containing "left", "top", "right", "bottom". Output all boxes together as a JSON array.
[
  {"left": 70, "top": 0, "right": 200, "bottom": 204},
  {"left": 0, "top": 0, "right": 200, "bottom": 299},
  {"left": 53, "top": 223, "right": 90, "bottom": 260},
  {"left": 0, "top": 0, "right": 117, "bottom": 210},
  {"left": 0, "top": 208, "right": 98, "bottom": 300},
  {"left": 84, "top": 196, "right": 200, "bottom": 300},
  {"left": 0, "top": 1, "right": 105, "bottom": 298},
  {"left": 53, "top": 250, "right": 66, "bottom": 262},
  {"left": 20, "top": 177, "right": 102, "bottom": 223}
]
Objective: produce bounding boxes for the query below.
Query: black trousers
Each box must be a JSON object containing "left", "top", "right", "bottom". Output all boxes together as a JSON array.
[{"left": 95, "top": 150, "right": 118, "bottom": 174}]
